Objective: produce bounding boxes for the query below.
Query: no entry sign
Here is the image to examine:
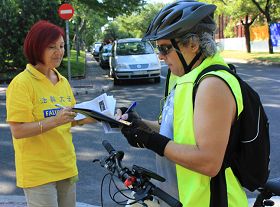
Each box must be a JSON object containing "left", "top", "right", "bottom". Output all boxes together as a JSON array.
[{"left": 58, "top": 3, "right": 74, "bottom": 20}]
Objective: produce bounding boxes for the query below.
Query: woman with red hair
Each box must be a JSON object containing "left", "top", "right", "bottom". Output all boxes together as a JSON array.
[{"left": 6, "top": 20, "right": 94, "bottom": 207}]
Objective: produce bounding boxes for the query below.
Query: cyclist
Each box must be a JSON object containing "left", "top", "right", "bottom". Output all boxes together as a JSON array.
[{"left": 118, "top": 1, "right": 248, "bottom": 206}]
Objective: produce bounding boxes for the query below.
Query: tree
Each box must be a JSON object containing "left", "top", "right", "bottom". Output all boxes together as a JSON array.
[
  {"left": 241, "top": 15, "right": 259, "bottom": 53},
  {"left": 224, "top": 0, "right": 259, "bottom": 53},
  {"left": 103, "top": 3, "right": 164, "bottom": 40},
  {"left": 69, "top": 0, "right": 146, "bottom": 49},
  {"left": 0, "top": 0, "right": 63, "bottom": 71},
  {"left": 250, "top": 0, "right": 278, "bottom": 53},
  {"left": 72, "top": 0, "right": 146, "bottom": 18},
  {"left": 0, "top": 0, "right": 20, "bottom": 70},
  {"left": 202, "top": 0, "right": 259, "bottom": 53}
]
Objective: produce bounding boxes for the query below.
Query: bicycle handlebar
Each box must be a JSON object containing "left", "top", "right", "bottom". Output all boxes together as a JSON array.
[
  {"left": 101, "top": 140, "right": 182, "bottom": 207},
  {"left": 103, "top": 140, "right": 115, "bottom": 154},
  {"left": 152, "top": 186, "right": 182, "bottom": 207}
]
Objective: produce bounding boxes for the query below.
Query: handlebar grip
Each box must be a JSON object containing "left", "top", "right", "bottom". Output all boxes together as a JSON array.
[
  {"left": 153, "top": 187, "right": 182, "bottom": 207},
  {"left": 102, "top": 140, "right": 115, "bottom": 154}
]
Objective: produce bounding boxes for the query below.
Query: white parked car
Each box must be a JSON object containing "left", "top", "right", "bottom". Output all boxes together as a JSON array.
[{"left": 109, "top": 38, "right": 161, "bottom": 85}]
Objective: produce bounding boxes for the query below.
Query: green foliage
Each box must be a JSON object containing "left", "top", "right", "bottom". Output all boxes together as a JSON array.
[
  {"left": 0, "top": 0, "right": 145, "bottom": 75},
  {"left": 0, "top": 0, "right": 63, "bottom": 72},
  {"left": 0, "top": 0, "right": 20, "bottom": 70},
  {"left": 224, "top": 21, "right": 236, "bottom": 38},
  {"left": 58, "top": 50, "right": 86, "bottom": 78},
  {"left": 73, "top": 0, "right": 146, "bottom": 18},
  {"left": 101, "top": 3, "right": 164, "bottom": 40},
  {"left": 70, "top": 0, "right": 146, "bottom": 48}
]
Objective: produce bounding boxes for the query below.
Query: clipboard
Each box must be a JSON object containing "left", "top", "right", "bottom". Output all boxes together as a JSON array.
[{"left": 72, "top": 108, "right": 131, "bottom": 126}]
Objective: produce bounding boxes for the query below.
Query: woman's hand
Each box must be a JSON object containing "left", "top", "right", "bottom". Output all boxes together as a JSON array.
[{"left": 54, "top": 107, "right": 77, "bottom": 126}]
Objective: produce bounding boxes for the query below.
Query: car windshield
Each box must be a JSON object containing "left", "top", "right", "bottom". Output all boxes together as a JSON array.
[
  {"left": 103, "top": 44, "right": 112, "bottom": 53},
  {"left": 94, "top": 43, "right": 102, "bottom": 51},
  {"left": 116, "top": 41, "right": 154, "bottom": 56}
]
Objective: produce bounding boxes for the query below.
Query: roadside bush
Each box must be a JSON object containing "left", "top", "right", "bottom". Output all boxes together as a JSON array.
[{"left": 0, "top": 0, "right": 63, "bottom": 82}]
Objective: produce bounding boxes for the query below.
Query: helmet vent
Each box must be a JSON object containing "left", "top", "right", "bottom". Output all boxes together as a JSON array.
[{"left": 171, "top": 14, "right": 183, "bottom": 25}]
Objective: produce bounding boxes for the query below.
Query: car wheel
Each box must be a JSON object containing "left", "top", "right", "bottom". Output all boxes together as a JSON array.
[
  {"left": 100, "top": 61, "right": 105, "bottom": 69},
  {"left": 113, "top": 77, "right": 121, "bottom": 85},
  {"left": 154, "top": 77, "right": 161, "bottom": 83}
]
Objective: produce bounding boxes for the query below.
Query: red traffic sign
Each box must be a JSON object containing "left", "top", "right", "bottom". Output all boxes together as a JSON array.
[{"left": 58, "top": 3, "right": 74, "bottom": 20}]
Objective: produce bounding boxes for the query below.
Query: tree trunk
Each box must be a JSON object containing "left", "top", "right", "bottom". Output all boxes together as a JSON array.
[
  {"left": 244, "top": 24, "right": 251, "bottom": 53},
  {"left": 268, "top": 23, "right": 274, "bottom": 54}
]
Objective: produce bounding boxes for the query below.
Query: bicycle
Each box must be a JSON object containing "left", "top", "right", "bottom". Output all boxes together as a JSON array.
[
  {"left": 93, "top": 140, "right": 182, "bottom": 207},
  {"left": 252, "top": 177, "right": 280, "bottom": 206},
  {"left": 94, "top": 140, "right": 280, "bottom": 207}
]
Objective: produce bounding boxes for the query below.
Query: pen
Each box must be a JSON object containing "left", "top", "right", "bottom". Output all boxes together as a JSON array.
[
  {"left": 124, "top": 101, "right": 137, "bottom": 114},
  {"left": 55, "top": 103, "right": 66, "bottom": 109}
]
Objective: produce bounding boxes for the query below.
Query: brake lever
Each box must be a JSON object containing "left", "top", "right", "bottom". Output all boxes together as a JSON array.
[
  {"left": 93, "top": 155, "right": 115, "bottom": 172},
  {"left": 132, "top": 165, "right": 165, "bottom": 182}
]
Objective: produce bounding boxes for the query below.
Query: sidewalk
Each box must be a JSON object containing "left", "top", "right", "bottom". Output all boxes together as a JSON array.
[{"left": 70, "top": 53, "right": 113, "bottom": 96}]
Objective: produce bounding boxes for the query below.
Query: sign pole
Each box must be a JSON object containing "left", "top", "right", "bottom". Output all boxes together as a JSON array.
[
  {"left": 65, "top": 20, "right": 71, "bottom": 82},
  {"left": 58, "top": 3, "right": 74, "bottom": 82}
]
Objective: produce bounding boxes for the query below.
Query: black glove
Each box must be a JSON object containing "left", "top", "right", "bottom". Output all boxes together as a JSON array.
[
  {"left": 119, "top": 107, "right": 142, "bottom": 122},
  {"left": 121, "top": 120, "right": 170, "bottom": 156}
]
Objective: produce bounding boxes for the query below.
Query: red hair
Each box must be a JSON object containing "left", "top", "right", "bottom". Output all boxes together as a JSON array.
[{"left": 23, "top": 20, "right": 65, "bottom": 65}]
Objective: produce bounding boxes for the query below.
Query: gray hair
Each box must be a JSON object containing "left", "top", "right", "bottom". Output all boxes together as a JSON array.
[{"left": 177, "top": 32, "right": 217, "bottom": 58}]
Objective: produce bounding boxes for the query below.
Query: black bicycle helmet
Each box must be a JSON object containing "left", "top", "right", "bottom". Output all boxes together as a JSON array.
[{"left": 143, "top": 0, "right": 217, "bottom": 41}]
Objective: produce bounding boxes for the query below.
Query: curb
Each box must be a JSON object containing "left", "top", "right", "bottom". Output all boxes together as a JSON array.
[
  {"left": 224, "top": 58, "right": 280, "bottom": 67},
  {"left": 0, "top": 195, "right": 100, "bottom": 207}
]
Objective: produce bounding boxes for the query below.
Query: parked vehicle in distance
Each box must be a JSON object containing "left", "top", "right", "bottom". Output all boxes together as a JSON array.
[
  {"left": 99, "top": 44, "right": 112, "bottom": 69},
  {"left": 92, "top": 42, "right": 102, "bottom": 62},
  {"left": 109, "top": 38, "right": 161, "bottom": 85}
]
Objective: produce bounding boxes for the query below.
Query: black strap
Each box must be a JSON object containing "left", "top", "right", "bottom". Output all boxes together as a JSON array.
[
  {"left": 193, "top": 64, "right": 238, "bottom": 104},
  {"left": 171, "top": 39, "right": 191, "bottom": 74},
  {"left": 189, "top": 51, "right": 202, "bottom": 70},
  {"left": 164, "top": 69, "right": 171, "bottom": 99},
  {"left": 170, "top": 39, "right": 203, "bottom": 75},
  {"left": 210, "top": 169, "right": 228, "bottom": 207},
  {"left": 192, "top": 64, "right": 238, "bottom": 207}
]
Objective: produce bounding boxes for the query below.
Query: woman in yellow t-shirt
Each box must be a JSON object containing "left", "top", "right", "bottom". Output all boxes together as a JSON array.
[{"left": 6, "top": 20, "right": 95, "bottom": 207}]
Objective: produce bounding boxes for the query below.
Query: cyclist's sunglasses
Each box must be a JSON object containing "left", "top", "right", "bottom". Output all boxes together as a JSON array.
[{"left": 156, "top": 44, "right": 174, "bottom": 56}]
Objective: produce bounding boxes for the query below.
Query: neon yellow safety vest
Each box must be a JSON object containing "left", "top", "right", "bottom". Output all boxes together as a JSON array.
[
  {"left": 173, "top": 53, "right": 248, "bottom": 206},
  {"left": 168, "top": 72, "right": 178, "bottom": 94}
]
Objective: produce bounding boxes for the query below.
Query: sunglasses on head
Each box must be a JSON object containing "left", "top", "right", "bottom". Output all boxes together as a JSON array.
[{"left": 156, "top": 44, "right": 174, "bottom": 56}]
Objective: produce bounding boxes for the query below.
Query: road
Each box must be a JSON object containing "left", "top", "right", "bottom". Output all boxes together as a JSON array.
[{"left": 0, "top": 61, "right": 279, "bottom": 206}]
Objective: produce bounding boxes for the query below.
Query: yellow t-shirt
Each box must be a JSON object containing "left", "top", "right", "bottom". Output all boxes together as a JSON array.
[{"left": 6, "top": 64, "right": 78, "bottom": 188}]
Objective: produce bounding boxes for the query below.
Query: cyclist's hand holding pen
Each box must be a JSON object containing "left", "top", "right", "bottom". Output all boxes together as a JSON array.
[
  {"left": 115, "top": 101, "right": 141, "bottom": 122},
  {"left": 116, "top": 101, "right": 170, "bottom": 156}
]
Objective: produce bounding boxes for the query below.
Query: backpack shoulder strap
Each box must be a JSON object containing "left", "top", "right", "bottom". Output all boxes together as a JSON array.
[
  {"left": 193, "top": 64, "right": 238, "bottom": 103},
  {"left": 193, "top": 64, "right": 239, "bottom": 207}
]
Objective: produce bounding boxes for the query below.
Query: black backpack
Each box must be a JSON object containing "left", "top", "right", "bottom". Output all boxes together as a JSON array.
[{"left": 193, "top": 64, "right": 270, "bottom": 192}]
